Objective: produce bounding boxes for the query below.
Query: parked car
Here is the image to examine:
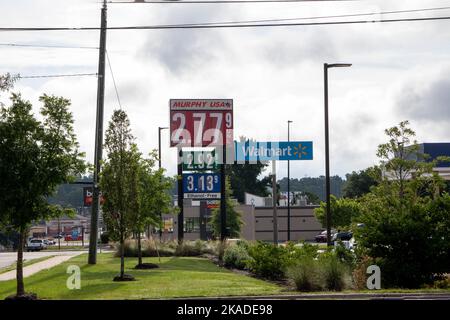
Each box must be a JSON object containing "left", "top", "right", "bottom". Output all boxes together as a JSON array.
[
  {"left": 26, "top": 239, "right": 46, "bottom": 252},
  {"left": 54, "top": 234, "right": 63, "bottom": 239},
  {"left": 43, "top": 239, "right": 55, "bottom": 245},
  {"left": 315, "top": 229, "right": 337, "bottom": 243},
  {"left": 331, "top": 231, "right": 353, "bottom": 243}
]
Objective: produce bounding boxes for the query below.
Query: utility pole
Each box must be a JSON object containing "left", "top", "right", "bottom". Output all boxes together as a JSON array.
[
  {"left": 323, "top": 63, "right": 351, "bottom": 247},
  {"left": 287, "top": 120, "right": 292, "bottom": 242},
  {"left": 177, "top": 148, "right": 184, "bottom": 243},
  {"left": 220, "top": 142, "right": 227, "bottom": 241},
  {"left": 88, "top": 0, "right": 107, "bottom": 264},
  {"left": 272, "top": 160, "right": 278, "bottom": 245}
]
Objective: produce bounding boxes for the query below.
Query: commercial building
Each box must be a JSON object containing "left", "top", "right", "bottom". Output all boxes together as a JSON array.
[{"left": 160, "top": 200, "right": 323, "bottom": 243}]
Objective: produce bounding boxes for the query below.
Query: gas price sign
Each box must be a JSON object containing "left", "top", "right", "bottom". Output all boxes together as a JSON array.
[
  {"left": 170, "top": 99, "right": 233, "bottom": 147},
  {"left": 182, "top": 150, "right": 217, "bottom": 171},
  {"left": 183, "top": 173, "right": 221, "bottom": 199}
]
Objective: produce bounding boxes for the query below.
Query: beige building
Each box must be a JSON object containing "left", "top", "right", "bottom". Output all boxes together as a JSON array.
[{"left": 160, "top": 203, "right": 323, "bottom": 243}]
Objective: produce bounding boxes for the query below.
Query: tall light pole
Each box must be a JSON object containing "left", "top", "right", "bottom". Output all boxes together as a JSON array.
[
  {"left": 158, "top": 127, "right": 168, "bottom": 169},
  {"left": 324, "top": 63, "right": 351, "bottom": 247},
  {"left": 88, "top": 0, "right": 107, "bottom": 265},
  {"left": 158, "top": 127, "right": 168, "bottom": 240},
  {"left": 287, "top": 120, "right": 292, "bottom": 242}
]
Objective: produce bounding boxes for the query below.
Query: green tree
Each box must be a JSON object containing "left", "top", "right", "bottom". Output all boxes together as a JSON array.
[
  {"left": 343, "top": 166, "right": 380, "bottom": 198},
  {"left": 356, "top": 121, "right": 450, "bottom": 288},
  {"left": 134, "top": 151, "right": 173, "bottom": 267},
  {"left": 0, "top": 73, "right": 18, "bottom": 96},
  {"left": 314, "top": 195, "right": 362, "bottom": 229},
  {"left": 226, "top": 163, "right": 270, "bottom": 203},
  {"left": 226, "top": 136, "right": 271, "bottom": 203},
  {"left": 210, "top": 177, "right": 243, "bottom": 238},
  {"left": 100, "top": 110, "right": 140, "bottom": 281},
  {"left": 0, "top": 93, "right": 85, "bottom": 298}
]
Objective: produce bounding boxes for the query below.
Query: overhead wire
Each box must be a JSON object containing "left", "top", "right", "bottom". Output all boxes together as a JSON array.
[
  {"left": 18, "top": 73, "right": 98, "bottom": 79},
  {"left": 106, "top": 50, "right": 123, "bottom": 110},
  {"left": 1, "top": 15, "right": 450, "bottom": 32}
]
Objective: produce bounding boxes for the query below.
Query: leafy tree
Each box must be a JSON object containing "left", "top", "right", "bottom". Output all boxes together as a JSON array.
[
  {"left": 314, "top": 195, "right": 362, "bottom": 229},
  {"left": 210, "top": 177, "right": 243, "bottom": 238},
  {"left": 100, "top": 110, "right": 140, "bottom": 281},
  {"left": 355, "top": 120, "right": 450, "bottom": 288},
  {"left": 225, "top": 136, "right": 271, "bottom": 203},
  {"left": 0, "top": 73, "right": 18, "bottom": 97},
  {"left": 0, "top": 93, "right": 85, "bottom": 298},
  {"left": 226, "top": 163, "right": 270, "bottom": 203},
  {"left": 343, "top": 166, "right": 381, "bottom": 198},
  {"left": 134, "top": 151, "right": 173, "bottom": 267}
]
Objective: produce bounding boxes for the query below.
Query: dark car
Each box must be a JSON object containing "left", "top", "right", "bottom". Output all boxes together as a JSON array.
[
  {"left": 315, "top": 229, "right": 337, "bottom": 243},
  {"left": 331, "top": 231, "right": 353, "bottom": 243}
]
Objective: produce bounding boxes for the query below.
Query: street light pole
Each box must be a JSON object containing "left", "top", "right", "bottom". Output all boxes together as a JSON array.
[
  {"left": 323, "top": 63, "right": 351, "bottom": 247},
  {"left": 88, "top": 0, "right": 107, "bottom": 265},
  {"left": 287, "top": 120, "right": 292, "bottom": 242},
  {"left": 158, "top": 127, "right": 168, "bottom": 240}
]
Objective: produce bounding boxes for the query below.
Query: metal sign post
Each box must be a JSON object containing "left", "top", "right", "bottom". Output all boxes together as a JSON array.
[
  {"left": 272, "top": 160, "right": 278, "bottom": 245},
  {"left": 170, "top": 99, "right": 233, "bottom": 242}
]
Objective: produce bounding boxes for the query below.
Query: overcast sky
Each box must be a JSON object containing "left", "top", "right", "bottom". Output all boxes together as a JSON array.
[{"left": 1, "top": 0, "right": 449, "bottom": 180}]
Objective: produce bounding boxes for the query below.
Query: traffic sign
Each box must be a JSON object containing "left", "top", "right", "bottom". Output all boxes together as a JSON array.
[
  {"left": 235, "top": 141, "right": 313, "bottom": 161},
  {"left": 183, "top": 173, "right": 221, "bottom": 199},
  {"left": 170, "top": 99, "right": 233, "bottom": 147},
  {"left": 182, "top": 150, "right": 217, "bottom": 171}
]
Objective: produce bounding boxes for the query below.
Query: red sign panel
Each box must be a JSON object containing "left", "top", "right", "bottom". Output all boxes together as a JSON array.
[
  {"left": 170, "top": 99, "right": 233, "bottom": 147},
  {"left": 83, "top": 187, "right": 105, "bottom": 207}
]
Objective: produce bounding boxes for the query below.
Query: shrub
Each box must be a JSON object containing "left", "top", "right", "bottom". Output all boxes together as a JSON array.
[
  {"left": 319, "top": 252, "right": 350, "bottom": 291},
  {"left": 115, "top": 239, "right": 175, "bottom": 257},
  {"left": 285, "top": 242, "right": 319, "bottom": 265},
  {"left": 100, "top": 232, "right": 110, "bottom": 244},
  {"left": 334, "top": 241, "right": 356, "bottom": 269},
  {"left": 174, "top": 240, "right": 213, "bottom": 257},
  {"left": 351, "top": 255, "right": 375, "bottom": 290},
  {"left": 287, "top": 257, "right": 322, "bottom": 292},
  {"left": 223, "top": 244, "right": 251, "bottom": 270},
  {"left": 247, "top": 242, "right": 289, "bottom": 280}
]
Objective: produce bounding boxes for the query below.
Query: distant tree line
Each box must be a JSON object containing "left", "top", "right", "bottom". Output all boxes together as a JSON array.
[{"left": 278, "top": 176, "right": 345, "bottom": 201}]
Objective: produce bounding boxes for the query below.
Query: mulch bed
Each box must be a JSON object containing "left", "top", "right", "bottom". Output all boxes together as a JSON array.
[
  {"left": 134, "top": 263, "right": 159, "bottom": 270},
  {"left": 5, "top": 292, "right": 38, "bottom": 300},
  {"left": 113, "top": 274, "right": 136, "bottom": 282}
]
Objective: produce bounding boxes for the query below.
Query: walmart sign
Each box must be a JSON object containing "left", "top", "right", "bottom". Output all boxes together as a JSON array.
[{"left": 235, "top": 141, "right": 313, "bottom": 161}]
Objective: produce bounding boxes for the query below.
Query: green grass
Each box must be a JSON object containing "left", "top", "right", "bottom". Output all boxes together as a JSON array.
[
  {"left": 0, "top": 256, "right": 56, "bottom": 274},
  {"left": 0, "top": 253, "right": 282, "bottom": 300}
]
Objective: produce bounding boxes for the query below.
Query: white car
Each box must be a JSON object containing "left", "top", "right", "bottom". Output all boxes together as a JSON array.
[{"left": 26, "top": 239, "right": 46, "bottom": 252}]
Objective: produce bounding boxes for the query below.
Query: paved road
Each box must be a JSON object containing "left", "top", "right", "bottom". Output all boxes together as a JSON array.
[{"left": 0, "top": 250, "right": 86, "bottom": 269}]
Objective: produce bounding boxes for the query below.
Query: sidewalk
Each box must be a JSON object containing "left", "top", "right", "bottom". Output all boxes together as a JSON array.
[{"left": 0, "top": 252, "right": 83, "bottom": 281}]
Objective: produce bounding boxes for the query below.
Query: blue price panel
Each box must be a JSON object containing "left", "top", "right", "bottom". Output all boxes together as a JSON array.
[{"left": 183, "top": 173, "right": 221, "bottom": 194}]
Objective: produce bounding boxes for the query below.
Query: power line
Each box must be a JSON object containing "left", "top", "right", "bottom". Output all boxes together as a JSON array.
[
  {"left": 1, "top": 15, "right": 450, "bottom": 31},
  {"left": 109, "top": 0, "right": 353, "bottom": 4},
  {"left": 18, "top": 73, "right": 98, "bottom": 79},
  {"left": 0, "top": 43, "right": 98, "bottom": 49},
  {"left": 106, "top": 50, "right": 122, "bottom": 109},
  {"left": 0, "top": 2, "right": 450, "bottom": 35},
  {"left": 131, "top": 5, "right": 450, "bottom": 27}
]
